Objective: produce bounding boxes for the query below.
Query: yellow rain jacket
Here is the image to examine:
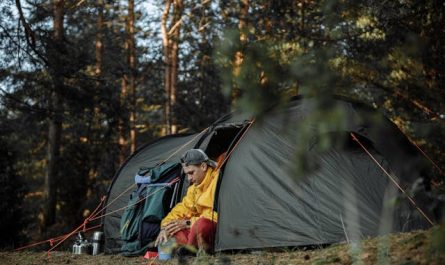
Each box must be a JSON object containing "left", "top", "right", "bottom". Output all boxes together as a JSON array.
[{"left": 160, "top": 167, "right": 219, "bottom": 227}]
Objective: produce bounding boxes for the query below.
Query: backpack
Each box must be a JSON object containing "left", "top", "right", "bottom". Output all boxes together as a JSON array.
[{"left": 120, "top": 162, "right": 181, "bottom": 256}]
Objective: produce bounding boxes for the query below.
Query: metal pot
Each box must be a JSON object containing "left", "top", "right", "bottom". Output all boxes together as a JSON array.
[
  {"left": 72, "top": 232, "right": 92, "bottom": 255},
  {"left": 72, "top": 241, "right": 92, "bottom": 255}
]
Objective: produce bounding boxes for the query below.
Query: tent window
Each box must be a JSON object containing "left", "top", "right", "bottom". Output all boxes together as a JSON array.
[{"left": 204, "top": 127, "right": 244, "bottom": 164}]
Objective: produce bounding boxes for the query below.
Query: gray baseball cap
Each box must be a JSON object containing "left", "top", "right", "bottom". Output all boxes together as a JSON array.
[{"left": 180, "top": 149, "right": 218, "bottom": 168}]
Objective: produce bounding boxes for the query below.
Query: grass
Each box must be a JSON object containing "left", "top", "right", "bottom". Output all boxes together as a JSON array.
[{"left": 1, "top": 225, "right": 444, "bottom": 265}]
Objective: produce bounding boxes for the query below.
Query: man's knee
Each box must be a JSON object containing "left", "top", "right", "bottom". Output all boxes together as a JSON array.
[
  {"left": 174, "top": 229, "right": 190, "bottom": 245},
  {"left": 188, "top": 217, "right": 217, "bottom": 249},
  {"left": 193, "top": 217, "right": 217, "bottom": 234}
]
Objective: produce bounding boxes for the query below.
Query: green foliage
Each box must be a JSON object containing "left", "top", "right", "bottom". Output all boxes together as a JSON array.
[{"left": 215, "top": 30, "right": 298, "bottom": 120}]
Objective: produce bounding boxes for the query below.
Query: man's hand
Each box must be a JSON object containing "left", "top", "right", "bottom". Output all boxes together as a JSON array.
[
  {"left": 155, "top": 220, "right": 190, "bottom": 246},
  {"left": 155, "top": 229, "right": 168, "bottom": 247},
  {"left": 164, "top": 220, "right": 190, "bottom": 237}
]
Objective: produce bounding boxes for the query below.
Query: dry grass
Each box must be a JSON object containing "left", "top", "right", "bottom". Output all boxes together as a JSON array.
[{"left": 1, "top": 225, "right": 444, "bottom": 265}]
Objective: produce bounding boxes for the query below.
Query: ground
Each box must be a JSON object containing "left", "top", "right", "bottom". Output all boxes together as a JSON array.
[{"left": 1, "top": 225, "right": 444, "bottom": 265}]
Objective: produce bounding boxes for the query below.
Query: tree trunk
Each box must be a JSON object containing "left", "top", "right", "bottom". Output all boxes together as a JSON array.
[
  {"left": 127, "top": 0, "right": 137, "bottom": 153},
  {"left": 161, "top": 0, "right": 183, "bottom": 135},
  {"left": 118, "top": 0, "right": 138, "bottom": 160},
  {"left": 46, "top": 93, "right": 61, "bottom": 227},
  {"left": 95, "top": 0, "right": 104, "bottom": 76},
  {"left": 169, "top": 0, "right": 183, "bottom": 134},
  {"left": 198, "top": 0, "right": 210, "bottom": 105},
  {"left": 232, "top": 0, "right": 248, "bottom": 102},
  {"left": 90, "top": 0, "right": 104, "bottom": 180},
  {"left": 118, "top": 77, "right": 128, "bottom": 163},
  {"left": 161, "top": 0, "right": 172, "bottom": 135},
  {"left": 45, "top": 0, "right": 64, "bottom": 227}
]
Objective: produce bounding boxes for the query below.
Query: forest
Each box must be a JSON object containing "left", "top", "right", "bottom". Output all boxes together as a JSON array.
[{"left": 0, "top": 0, "right": 444, "bottom": 252}]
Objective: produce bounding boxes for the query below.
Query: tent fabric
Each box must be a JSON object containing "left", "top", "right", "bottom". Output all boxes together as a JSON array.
[
  {"left": 217, "top": 149, "right": 390, "bottom": 249},
  {"left": 103, "top": 97, "right": 434, "bottom": 253},
  {"left": 215, "top": 98, "right": 431, "bottom": 250}
]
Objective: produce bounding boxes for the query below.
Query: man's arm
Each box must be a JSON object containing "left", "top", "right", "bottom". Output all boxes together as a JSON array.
[
  {"left": 160, "top": 185, "right": 195, "bottom": 226},
  {"left": 155, "top": 185, "right": 196, "bottom": 246}
]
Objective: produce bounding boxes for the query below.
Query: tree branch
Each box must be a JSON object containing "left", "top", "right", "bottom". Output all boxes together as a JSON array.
[
  {"left": 0, "top": 87, "right": 50, "bottom": 115},
  {"left": 15, "top": 0, "right": 35, "bottom": 48},
  {"left": 0, "top": 24, "right": 43, "bottom": 67},
  {"left": 14, "top": 0, "right": 49, "bottom": 66},
  {"left": 167, "top": 0, "right": 211, "bottom": 37}
]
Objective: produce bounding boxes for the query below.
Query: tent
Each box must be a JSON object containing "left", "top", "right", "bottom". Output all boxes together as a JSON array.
[{"left": 103, "top": 96, "right": 434, "bottom": 253}]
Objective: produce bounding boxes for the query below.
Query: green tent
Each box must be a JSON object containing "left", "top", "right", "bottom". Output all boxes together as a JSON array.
[{"left": 103, "top": 97, "right": 434, "bottom": 253}]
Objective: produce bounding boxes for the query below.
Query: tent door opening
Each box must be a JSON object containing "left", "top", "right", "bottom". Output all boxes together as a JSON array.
[
  {"left": 199, "top": 123, "right": 249, "bottom": 214},
  {"left": 202, "top": 124, "right": 248, "bottom": 167}
]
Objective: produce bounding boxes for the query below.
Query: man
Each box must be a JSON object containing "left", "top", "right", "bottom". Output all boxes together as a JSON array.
[{"left": 154, "top": 149, "right": 219, "bottom": 253}]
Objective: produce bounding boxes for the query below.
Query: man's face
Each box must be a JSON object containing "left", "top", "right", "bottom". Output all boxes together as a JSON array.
[{"left": 183, "top": 163, "right": 207, "bottom": 185}]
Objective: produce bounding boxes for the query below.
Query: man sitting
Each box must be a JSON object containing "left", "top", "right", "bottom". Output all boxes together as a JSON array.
[{"left": 155, "top": 149, "right": 219, "bottom": 253}]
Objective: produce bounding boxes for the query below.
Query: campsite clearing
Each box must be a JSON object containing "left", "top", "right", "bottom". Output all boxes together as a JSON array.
[{"left": 2, "top": 225, "right": 444, "bottom": 265}]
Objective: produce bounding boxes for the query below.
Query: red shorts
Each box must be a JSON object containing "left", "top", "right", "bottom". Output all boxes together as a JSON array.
[{"left": 174, "top": 217, "right": 217, "bottom": 251}]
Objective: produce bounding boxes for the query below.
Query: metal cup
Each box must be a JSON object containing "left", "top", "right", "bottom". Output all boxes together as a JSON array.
[{"left": 91, "top": 231, "right": 104, "bottom": 255}]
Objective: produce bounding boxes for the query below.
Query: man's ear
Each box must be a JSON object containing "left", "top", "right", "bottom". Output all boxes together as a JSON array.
[{"left": 201, "top": 162, "right": 208, "bottom": 170}]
